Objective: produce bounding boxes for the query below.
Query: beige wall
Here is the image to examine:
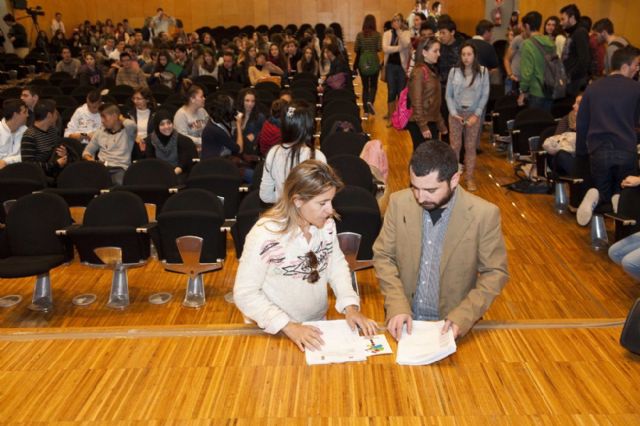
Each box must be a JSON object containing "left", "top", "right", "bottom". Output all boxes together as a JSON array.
[{"left": 10, "top": 0, "right": 482, "bottom": 42}]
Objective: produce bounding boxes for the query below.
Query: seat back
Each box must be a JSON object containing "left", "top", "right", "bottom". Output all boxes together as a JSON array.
[
  {"left": 231, "top": 191, "right": 269, "bottom": 257},
  {"left": 83, "top": 191, "right": 148, "bottom": 227},
  {"left": 615, "top": 186, "right": 640, "bottom": 241},
  {"left": 122, "top": 158, "right": 178, "bottom": 187},
  {"left": 153, "top": 189, "right": 226, "bottom": 263},
  {"left": 323, "top": 99, "right": 359, "bottom": 119},
  {"left": 0, "top": 163, "right": 48, "bottom": 223},
  {"left": 321, "top": 132, "right": 368, "bottom": 159},
  {"left": 6, "top": 192, "right": 72, "bottom": 257},
  {"left": 328, "top": 155, "right": 375, "bottom": 194},
  {"left": 56, "top": 160, "right": 112, "bottom": 189},
  {"left": 513, "top": 109, "right": 556, "bottom": 156},
  {"left": 333, "top": 186, "right": 381, "bottom": 260}
]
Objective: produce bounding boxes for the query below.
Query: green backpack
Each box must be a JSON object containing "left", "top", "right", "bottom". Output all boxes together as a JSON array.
[{"left": 358, "top": 51, "right": 380, "bottom": 77}]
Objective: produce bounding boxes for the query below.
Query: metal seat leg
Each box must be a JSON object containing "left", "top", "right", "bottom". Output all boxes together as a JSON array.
[
  {"left": 28, "top": 273, "right": 53, "bottom": 312},
  {"left": 554, "top": 182, "right": 568, "bottom": 214},
  {"left": 591, "top": 214, "right": 608, "bottom": 250}
]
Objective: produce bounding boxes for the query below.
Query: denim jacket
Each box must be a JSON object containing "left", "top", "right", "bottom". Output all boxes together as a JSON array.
[{"left": 445, "top": 66, "right": 490, "bottom": 118}]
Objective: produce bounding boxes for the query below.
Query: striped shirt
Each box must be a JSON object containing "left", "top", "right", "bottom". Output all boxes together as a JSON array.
[
  {"left": 355, "top": 32, "right": 382, "bottom": 55},
  {"left": 20, "top": 125, "right": 62, "bottom": 176},
  {"left": 412, "top": 189, "right": 457, "bottom": 320}
]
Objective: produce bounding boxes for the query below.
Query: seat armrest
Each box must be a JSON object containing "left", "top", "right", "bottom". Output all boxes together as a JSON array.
[
  {"left": 605, "top": 213, "right": 637, "bottom": 226},
  {"left": 56, "top": 224, "right": 82, "bottom": 236},
  {"left": 136, "top": 223, "right": 157, "bottom": 234},
  {"left": 558, "top": 176, "right": 584, "bottom": 184}
]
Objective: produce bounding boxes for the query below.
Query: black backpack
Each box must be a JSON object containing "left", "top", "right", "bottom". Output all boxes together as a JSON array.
[{"left": 530, "top": 37, "right": 567, "bottom": 100}]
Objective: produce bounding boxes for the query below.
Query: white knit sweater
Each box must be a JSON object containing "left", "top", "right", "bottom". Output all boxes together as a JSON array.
[{"left": 233, "top": 217, "right": 359, "bottom": 334}]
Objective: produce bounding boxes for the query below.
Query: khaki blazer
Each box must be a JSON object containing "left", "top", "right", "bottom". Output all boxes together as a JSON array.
[{"left": 372, "top": 187, "right": 509, "bottom": 336}]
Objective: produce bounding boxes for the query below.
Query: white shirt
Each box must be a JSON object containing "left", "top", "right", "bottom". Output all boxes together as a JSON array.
[
  {"left": 0, "top": 119, "right": 27, "bottom": 165},
  {"left": 259, "top": 145, "right": 327, "bottom": 203},
  {"left": 64, "top": 104, "right": 102, "bottom": 140},
  {"left": 51, "top": 19, "right": 66, "bottom": 36},
  {"left": 173, "top": 106, "right": 209, "bottom": 145},
  {"left": 135, "top": 108, "right": 151, "bottom": 139},
  {"left": 234, "top": 217, "right": 359, "bottom": 334}
]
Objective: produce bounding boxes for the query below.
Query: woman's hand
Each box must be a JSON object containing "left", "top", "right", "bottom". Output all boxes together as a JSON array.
[
  {"left": 421, "top": 128, "right": 432, "bottom": 139},
  {"left": 282, "top": 322, "right": 325, "bottom": 352},
  {"left": 466, "top": 114, "right": 479, "bottom": 127},
  {"left": 345, "top": 305, "right": 378, "bottom": 337},
  {"left": 621, "top": 175, "right": 640, "bottom": 188},
  {"left": 246, "top": 133, "right": 255, "bottom": 142},
  {"left": 451, "top": 114, "right": 464, "bottom": 124}
]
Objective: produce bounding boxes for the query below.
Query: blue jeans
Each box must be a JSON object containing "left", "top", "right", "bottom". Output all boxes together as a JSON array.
[
  {"left": 386, "top": 62, "right": 406, "bottom": 102},
  {"left": 590, "top": 146, "right": 638, "bottom": 206},
  {"left": 609, "top": 231, "right": 640, "bottom": 281}
]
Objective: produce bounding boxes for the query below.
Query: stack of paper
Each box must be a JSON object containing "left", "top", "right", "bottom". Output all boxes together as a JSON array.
[
  {"left": 396, "top": 320, "right": 457, "bottom": 365},
  {"left": 303, "top": 320, "right": 392, "bottom": 365}
]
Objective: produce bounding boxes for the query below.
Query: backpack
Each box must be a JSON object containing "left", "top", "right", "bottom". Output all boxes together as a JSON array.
[
  {"left": 391, "top": 66, "right": 427, "bottom": 130},
  {"left": 530, "top": 37, "right": 567, "bottom": 100},
  {"left": 358, "top": 50, "right": 380, "bottom": 77}
]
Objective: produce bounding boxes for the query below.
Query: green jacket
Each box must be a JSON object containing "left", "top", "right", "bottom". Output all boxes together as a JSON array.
[{"left": 520, "top": 34, "right": 556, "bottom": 98}]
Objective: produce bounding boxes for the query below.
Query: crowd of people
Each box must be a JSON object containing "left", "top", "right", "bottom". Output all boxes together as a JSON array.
[{"left": 0, "top": 1, "right": 639, "bottom": 351}]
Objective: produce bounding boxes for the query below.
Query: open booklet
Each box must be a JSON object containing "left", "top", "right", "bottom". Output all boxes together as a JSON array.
[
  {"left": 302, "top": 320, "right": 393, "bottom": 365},
  {"left": 396, "top": 320, "right": 457, "bottom": 365}
]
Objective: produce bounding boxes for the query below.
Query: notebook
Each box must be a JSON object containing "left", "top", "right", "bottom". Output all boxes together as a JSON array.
[{"left": 396, "top": 320, "right": 457, "bottom": 365}]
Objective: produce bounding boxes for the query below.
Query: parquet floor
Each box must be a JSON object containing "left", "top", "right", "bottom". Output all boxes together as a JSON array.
[{"left": 1, "top": 65, "right": 639, "bottom": 424}]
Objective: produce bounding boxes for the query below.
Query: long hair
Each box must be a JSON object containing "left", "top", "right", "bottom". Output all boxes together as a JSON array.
[
  {"left": 236, "top": 88, "right": 259, "bottom": 126},
  {"left": 455, "top": 42, "right": 482, "bottom": 87},
  {"left": 362, "top": 14, "right": 377, "bottom": 36},
  {"left": 133, "top": 87, "right": 157, "bottom": 110},
  {"left": 300, "top": 47, "right": 318, "bottom": 74},
  {"left": 261, "top": 160, "right": 344, "bottom": 235}
]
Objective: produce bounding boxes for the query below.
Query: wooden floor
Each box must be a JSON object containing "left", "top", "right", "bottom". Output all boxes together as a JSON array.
[{"left": 1, "top": 73, "right": 640, "bottom": 423}]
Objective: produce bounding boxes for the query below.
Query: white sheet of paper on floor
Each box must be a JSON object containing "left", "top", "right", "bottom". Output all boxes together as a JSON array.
[{"left": 396, "top": 320, "right": 457, "bottom": 365}]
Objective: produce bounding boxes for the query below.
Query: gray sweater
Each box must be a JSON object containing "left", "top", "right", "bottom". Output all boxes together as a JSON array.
[{"left": 83, "top": 119, "right": 137, "bottom": 169}]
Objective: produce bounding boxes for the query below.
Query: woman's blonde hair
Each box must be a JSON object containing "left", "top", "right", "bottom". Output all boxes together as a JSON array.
[{"left": 261, "top": 160, "right": 344, "bottom": 234}]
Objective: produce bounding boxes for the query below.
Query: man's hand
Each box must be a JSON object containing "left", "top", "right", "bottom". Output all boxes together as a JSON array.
[
  {"left": 282, "top": 322, "right": 325, "bottom": 352},
  {"left": 451, "top": 114, "right": 464, "bottom": 124},
  {"left": 0, "top": 159, "right": 7, "bottom": 169},
  {"left": 466, "top": 115, "right": 479, "bottom": 127},
  {"left": 621, "top": 175, "right": 640, "bottom": 188},
  {"left": 517, "top": 93, "right": 526, "bottom": 106},
  {"left": 345, "top": 305, "right": 378, "bottom": 336},
  {"left": 387, "top": 313, "right": 412, "bottom": 341},
  {"left": 421, "top": 129, "right": 432, "bottom": 139},
  {"left": 441, "top": 319, "right": 460, "bottom": 339}
]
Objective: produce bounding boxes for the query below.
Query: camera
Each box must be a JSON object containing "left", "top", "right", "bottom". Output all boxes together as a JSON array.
[{"left": 26, "top": 6, "right": 44, "bottom": 17}]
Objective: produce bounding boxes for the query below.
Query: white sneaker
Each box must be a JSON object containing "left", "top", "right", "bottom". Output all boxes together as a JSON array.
[
  {"left": 577, "top": 188, "right": 599, "bottom": 226},
  {"left": 612, "top": 194, "right": 620, "bottom": 213}
]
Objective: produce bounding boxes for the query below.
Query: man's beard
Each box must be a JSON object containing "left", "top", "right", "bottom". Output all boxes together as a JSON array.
[{"left": 420, "top": 186, "right": 455, "bottom": 211}]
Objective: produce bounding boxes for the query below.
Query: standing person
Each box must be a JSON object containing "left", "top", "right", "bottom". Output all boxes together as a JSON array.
[
  {"left": 50, "top": 12, "right": 66, "bottom": 36},
  {"left": 544, "top": 16, "right": 566, "bottom": 58},
  {"left": 517, "top": 11, "right": 557, "bottom": 112},
  {"left": 559, "top": 4, "right": 591, "bottom": 96},
  {"left": 0, "top": 99, "right": 28, "bottom": 169},
  {"left": 575, "top": 47, "right": 640, "bottom": 225},
  {"left": 503, "top": 27, "right": 526, "bottom": 95},
  {"left": 468, "top": 20, "right": 499, "bottom": 70},
  {"left": 235, "top": 160, "right": 377, "bottom": 351},
  {"left": 173, "top": 85, "right": 209, "bottom": 146},
  {"left": 592, "top": 18, "right": 629, "bottom": 76},
  {"left": 406, "top": 37, "right": 447, "bottom": 151},
  {"left": 383, "top": 13, "right": 411, "bottom": 126},
  {"left": 354, "top": 14, "right": 382, "bottom": 116},
  {"left": 260, "top": 101, "right": 326, "bottom": 204},
  {"left": 82, "top": 104, "right": 138, "bottom": 185},
  {"left": 151, "top": 8, "right": 176, "bottom": 37},
  {"left": 436, "top": 18, "right": 462, "bottom": 140},
  {"left": 3, "top": 14, "right": 28, "bottom": 59},
  {"left": 373, "top": 140, "right": 509, "bottom": 340},
  {"left": 446, "top": 42, "right": 489, "bottom": 191},
  {"left": 408, "top": 0, "right": 430, "bottom": 30}
]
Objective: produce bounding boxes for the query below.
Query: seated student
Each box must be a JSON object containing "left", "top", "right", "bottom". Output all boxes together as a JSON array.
[
  {"left": 20, "top": 99, "right": 68, "bottom": 178},
  {"left": 542, "top": 95, "right": 583, "bottom": 177},
  {"left": 236, "top": 88, "right": 265, "bottom": 160},
  {"left": 609, "top": 175, "right": 640, "bottom": 280},
  {"left": 258, "top": 98, "right": 288, "bottom": 156},
  {"left": 248, "top": 52, "right": 284, "bottom": 86},
  {"left": 115, "top": 52, "right": 148, "bottom": 88},
  {"left": 129, "top": 87, "right": 156, "bottom": 141},
  {"left": 259, "top": 101, "right": 326, "bottom": 204},
  {"left": 78, "top": 52, "right": 105, "bottom": 88},
  {"left": 55, "top": 47, "right": 82, "bottom": 78},
  {"left": 0, "top": 99, "right": 28, "bottom": 169},
  {"left": 82, "top": 104, "right": 138, "bottom": 185},
  {"left": 191, "top": 47, "right": 218, "bottom": 79},
  {"left": 64, "top": 89, "right": 103, "bottom": 143},
  {"left": 297, "top": 46, "right": 320, "bottom": 77},
  {"left": 217, "top": 50, "right": 244, "bottom": 86},
  {"left": 173, "top": 84, "right": 209, "bottom": 146},
  {"left": 134, "top": 109, "right": 197, "bottom": 177},
  {"left": 319, "top": 44, "right": 352, "bottom": 92},
  {"left": 234, "top": 160, "right": 377, "bottom": 351},
  {"left": 373, "top": 140, "right": 509, "bottom": 339},
  {"left": 20, "top": 86, "right": 40, "bottom": 127}
]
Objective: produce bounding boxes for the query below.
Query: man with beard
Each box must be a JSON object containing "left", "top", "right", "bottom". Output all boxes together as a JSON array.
[{"left": 373, "top": 140, "right": 508, "bottom": 340}]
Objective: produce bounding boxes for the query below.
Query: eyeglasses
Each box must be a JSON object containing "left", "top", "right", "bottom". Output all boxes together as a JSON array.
[{"left": 306, "top": 251, "right": 320, "bottom": 284}]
